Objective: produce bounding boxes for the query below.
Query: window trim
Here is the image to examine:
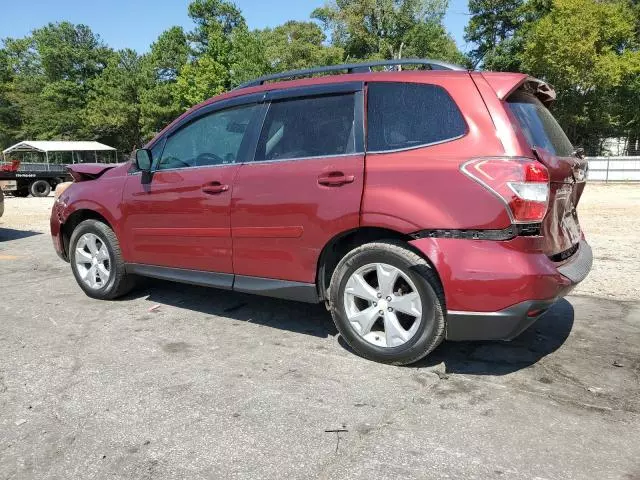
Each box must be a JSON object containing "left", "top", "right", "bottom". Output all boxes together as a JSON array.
[
  {"left": 364, "top": 81, "right": 469, "bottom": 154},
  {"left": 251, "top": 86, "right": 365, "bottom": 163},
  {"left": 365, "top": 133, "right": 467, "bottom": 155}
]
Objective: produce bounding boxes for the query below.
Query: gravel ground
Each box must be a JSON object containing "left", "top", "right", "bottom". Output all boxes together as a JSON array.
[
  {"left": 574, "top": 183, "right": 640, "bottom": 300},
  {"left": 0, "top": 184, "right": 639, "bottom": 479}
]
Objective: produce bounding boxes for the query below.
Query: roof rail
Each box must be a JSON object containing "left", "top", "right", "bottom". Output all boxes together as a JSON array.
[{"left": 236, "top": 58, "right": 467, "bottom": 89}]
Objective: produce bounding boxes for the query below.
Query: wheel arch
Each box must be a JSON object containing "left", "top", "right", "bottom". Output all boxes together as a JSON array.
[
  {"left": 316, "top": 226, "right": 444, "bottom": 302},
  {"left": 61, "top": 208, "right": 116, "bottom": 260}
]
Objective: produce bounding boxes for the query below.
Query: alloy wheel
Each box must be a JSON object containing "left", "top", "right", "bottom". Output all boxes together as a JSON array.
[
  {"left": 75, "top": 233, "right": 111, "bottom": 290},
  {"left": 343, "top": 262, "right": 422, "bottom": 348}
]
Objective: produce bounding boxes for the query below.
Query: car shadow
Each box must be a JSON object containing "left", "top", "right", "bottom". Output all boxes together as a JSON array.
[
  {"left": 125, "top": 278, "right": 337, "bottom": 338},
  {"left": 124, "top": 279, "right": 574, "bottom": 373},
  {"left": 414, "top": 298, "right": 575, "bottom": 375},
  {"left": 0, "top": 228, "right": 43, "bottom": 241}
]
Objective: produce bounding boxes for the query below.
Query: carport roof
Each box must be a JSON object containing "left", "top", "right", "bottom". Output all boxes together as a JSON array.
[{"left": 2, "top": 140, "right": 116, "bottom": 154}]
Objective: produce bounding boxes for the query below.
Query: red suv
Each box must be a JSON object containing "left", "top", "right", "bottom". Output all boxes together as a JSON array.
[{"left": 51, "top": 59, "right": 592, "bottom": 365}]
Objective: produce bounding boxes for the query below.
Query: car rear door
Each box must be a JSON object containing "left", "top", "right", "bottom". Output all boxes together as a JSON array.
[
  {"left": 231, "top": 83, "right": 365, "bottom": 288},
  {"left": 121, "top": 98, "right": 262, "bottom": 278}
]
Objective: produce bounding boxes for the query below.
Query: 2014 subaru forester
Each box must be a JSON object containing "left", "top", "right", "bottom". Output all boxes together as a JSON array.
[{"left": 51, "top": 59, "right": 592, "bottom": 364}]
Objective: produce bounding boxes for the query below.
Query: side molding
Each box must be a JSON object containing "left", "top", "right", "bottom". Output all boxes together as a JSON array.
[
  {"left": 233, "top": 275, "right": 319, "bottom": 303},
  {"left": 126, "top": 264, "right": 234, "bottom": 290},
  {"left": 124, "top": 264, "right": 319, "bottom": 303}
]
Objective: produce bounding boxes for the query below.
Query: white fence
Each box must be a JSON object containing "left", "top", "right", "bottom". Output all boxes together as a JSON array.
[{"left": 587, "top": 156, "right": 640, "bottom": 182}]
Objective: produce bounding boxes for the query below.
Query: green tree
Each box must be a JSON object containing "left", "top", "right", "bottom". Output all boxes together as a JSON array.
[
  {"left": 404, "top": 21, "right": 469, "bottom": 65},
  {"left": 464, "top": 0, "right": 551, "bottom": 70},
  {"left": 148, "top": 26, "right": 189, "bottom": 82},
  {"left": 0, "top": 48, "right": 21, "bottom": 148},
  {"left": 188, "top": 0, "right": 246, "bottom": 54},
  {"left": 261, "top": 21, "right": 344, "bottom": 72},
  {"left": 521, "top": 0, "right": 640, "bottom": 153},
  {"left": 176, "top": 55, "right": 228, "bottom": 105},
  {"left": 1, "top": 22, "right": 111, "bottom": 143},
  {"left": 86, "top": 49, "right": 148, "bottom": 151},
  {"left": 312, "top": 0, "right": 454, "bottom": 60},
  {"left": 228, "top": 27, "right": 270, "bottom": 87},
  {"left": 175, "top": 0, "right": 248, "bottom": 104},
  {"left": 140, "top": 27, "right": 190, "bottom": 140}
]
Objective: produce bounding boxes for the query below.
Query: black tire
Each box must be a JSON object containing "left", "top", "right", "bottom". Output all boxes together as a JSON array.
[
  {"left": 30, "top": 180, "right": 51, "bottom": 197},
  {"left": 329, "top": 240, "right": 445, "bottom": 365},
  {"left": 12, "top": 189, "right": 29, "bottom": 197},
  {"left": 69, "top": 219, "right": 135, "bottom": 299}
]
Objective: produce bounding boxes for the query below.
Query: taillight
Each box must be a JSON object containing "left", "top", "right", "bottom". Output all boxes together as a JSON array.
[{"left": 460, "top": 157, "right": 549, "bottom": 223}]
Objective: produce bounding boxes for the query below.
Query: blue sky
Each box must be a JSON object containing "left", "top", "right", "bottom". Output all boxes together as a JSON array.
[{"left": 0, "top": 0, "right": 471, "bottom": 52}]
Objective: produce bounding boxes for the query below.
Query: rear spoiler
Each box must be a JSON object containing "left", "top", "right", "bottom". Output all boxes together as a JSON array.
[
  {"left": 480, "top": 72, "right": 556, "bottom": 106},
  {"left": 67, "top": 163, "right": 119, "bottom": 182}
]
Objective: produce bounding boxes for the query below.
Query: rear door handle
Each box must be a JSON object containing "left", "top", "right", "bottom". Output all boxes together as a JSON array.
[
  {"left": 201, "top": 182, "right": 229, "bottom": 194},
  {"left": 317, "top": 172, "right": 355, "bottom": 186}
]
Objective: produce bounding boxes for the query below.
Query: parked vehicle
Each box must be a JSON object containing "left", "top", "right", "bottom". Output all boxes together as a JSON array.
[
  {"left": 1, "top": 141, "right": 116, "bottom": 197},
  {"left": 50, "top": 59, "right": 592, "bottom": 365}
]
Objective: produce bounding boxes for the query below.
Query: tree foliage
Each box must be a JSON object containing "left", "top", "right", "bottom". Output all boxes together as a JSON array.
[
  {"left": 312, "top": 0, "right": 463, "bottom": 63},
  {"left": 521, "top": 0, "right": 640, "bottom": 153},
  {"left": 2, "top": 0, "right": 637, "bottom": 156},
  {"left": 467, "top": 0, "right": 640, "bottom": 154}
]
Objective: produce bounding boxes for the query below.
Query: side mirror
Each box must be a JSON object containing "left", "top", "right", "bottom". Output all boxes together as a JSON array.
[
  {"left": 135, "top": 149, "right": 153, "bottom": 184},
  {"left": 135, "top": 149, "right": 152, "bottom": 171}
]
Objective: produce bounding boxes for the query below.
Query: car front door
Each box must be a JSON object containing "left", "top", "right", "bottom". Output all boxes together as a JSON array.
[
  {"left": 121, "top": 100, "right": 261, "bottom": 279},
  {"left": 231, "top": 84, "right": 365, "bottom": 291}
]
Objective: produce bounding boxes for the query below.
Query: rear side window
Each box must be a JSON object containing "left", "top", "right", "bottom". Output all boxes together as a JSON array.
[
  {"left": 255, "top": 94, "right": 356, "bottom": 161},
  {"left": 367, "top": 82, "right": 466, "bottom": 152},
  {"left": 507, "top": 91, "right": 573, "bottom": 157}
]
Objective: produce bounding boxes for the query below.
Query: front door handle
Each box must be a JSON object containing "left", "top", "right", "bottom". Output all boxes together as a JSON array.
[
  {"left": 202, "top": 182, "right": 229, "bottom": 194},
  {"left": 317, "top": 172, "right": 355, "bottom": 186}
]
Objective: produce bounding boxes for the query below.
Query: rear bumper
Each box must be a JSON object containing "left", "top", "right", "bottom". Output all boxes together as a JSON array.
[
  {"left": 446, "top": 298, "right": 558, "bottom": 341},
  {"left": 409, "top": 236, "right": 592, "bottom": 341}
]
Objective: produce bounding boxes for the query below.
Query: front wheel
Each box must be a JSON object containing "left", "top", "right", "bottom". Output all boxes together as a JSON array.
[
  {"left": 329, "top": 241, "right": 445, "bottom": 365},
  {"left": 69, "top": 219, "right": 135, "bottom": 299}
]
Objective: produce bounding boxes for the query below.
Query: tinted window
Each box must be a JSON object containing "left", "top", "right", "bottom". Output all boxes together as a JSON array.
[
  {"left": 255, "top": 94, "right": 356, "bottom": 161},
  {"left": 367, "top": 82, "right": 466, "bottom": 152},
  {"left": 150, "top": 139, "right": 164, "bottom": 163},
  {"left": 507, "top": 91, "right": 574, "bottom": 157},
  {"left": 158, "top": 104, "right": 257, "bottom": 170}
]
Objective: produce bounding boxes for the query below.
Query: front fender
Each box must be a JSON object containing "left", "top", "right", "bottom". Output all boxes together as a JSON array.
[{"left": 59, "top": 179, "right": 127, "bottom": 257}]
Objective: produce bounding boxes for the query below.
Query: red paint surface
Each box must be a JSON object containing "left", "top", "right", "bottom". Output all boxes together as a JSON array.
[
  {"left": 120, "top": 166, "right": 239, "bottom": 272},
  {"left": 50, "top": 69, "right": 589, "bottom": 313},
  {"left": 409, "top": 236, "right": 572, "bottom": 312},
  {"left": 231, "top": 155, "right": 364, "bottom": 282}
]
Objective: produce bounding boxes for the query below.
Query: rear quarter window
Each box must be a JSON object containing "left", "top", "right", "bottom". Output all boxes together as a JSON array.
[{"left": 366, "top": 82, "right": 466, "bottom": 152}]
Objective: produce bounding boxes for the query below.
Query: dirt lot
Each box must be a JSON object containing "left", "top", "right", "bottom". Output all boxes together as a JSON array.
[{"left": 1, "top": 184, "right": 639, "bottom": 479}]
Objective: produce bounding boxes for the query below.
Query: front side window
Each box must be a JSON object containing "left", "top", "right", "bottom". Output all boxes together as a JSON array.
[
  {"left": 367, "top": 82, "right": 467, "bottom": 152},
  {"left": 255, "top": 94, "right": 356, "bottom": 161},
  {"left": 158, "top": 104, "right": 257, "bottom": 170},
  {"left": 150, "top": 139, "right": 165, "bottom": 164},
  {"left": 507, "top": 90, "right": 574, "bottom": 157}
]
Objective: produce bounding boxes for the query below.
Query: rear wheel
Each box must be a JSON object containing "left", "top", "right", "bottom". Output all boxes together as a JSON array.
[
  {"left": 30, "top": 180, "right": 51, "bottom": 197},
  {"left": 329, "top": 241, "right": 445, "bottom": 365},
  {"left": 69, "top": 219, "right": 135, "bottom": 299}
]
